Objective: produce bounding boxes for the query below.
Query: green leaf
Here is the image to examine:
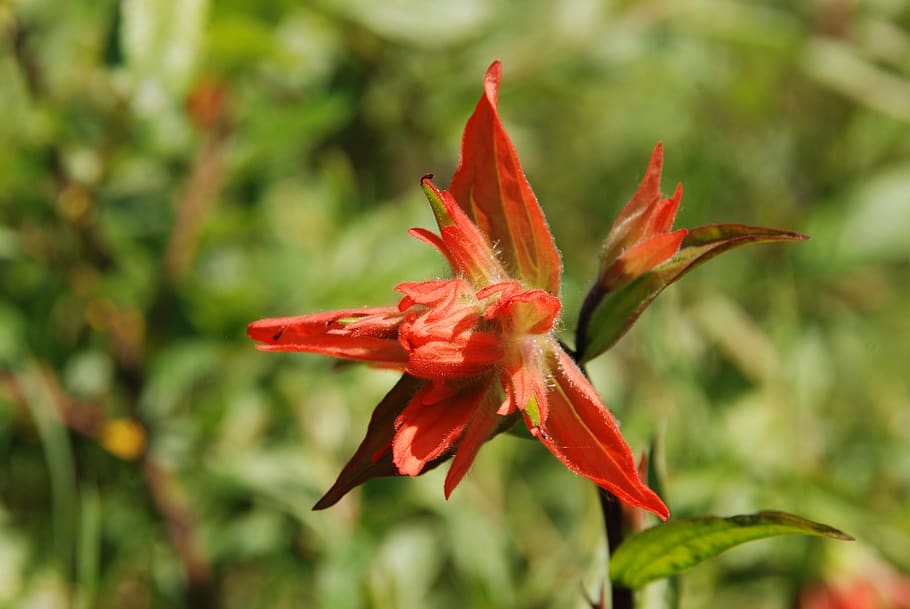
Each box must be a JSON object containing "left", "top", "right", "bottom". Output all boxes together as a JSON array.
[
  {"left": 578, "top": 224, "right": 807, "bottom": 363},
  {"left": 610, "top": 511, "right": 853, "bottom": 589}
]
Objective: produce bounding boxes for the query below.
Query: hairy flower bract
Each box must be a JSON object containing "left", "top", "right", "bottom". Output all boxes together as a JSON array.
[{"left": 249, "top": 61, "right": 669, "bottom": 519}]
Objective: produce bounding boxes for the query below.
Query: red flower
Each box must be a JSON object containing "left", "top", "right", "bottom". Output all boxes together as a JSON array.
[{"left": 249, "top": 61, "right": 668, "bottom": 519}]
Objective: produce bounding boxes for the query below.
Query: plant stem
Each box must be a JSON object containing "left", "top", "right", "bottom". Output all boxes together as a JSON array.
[
  {"left": 575, "top": 283, "right": 606, "bottom": 361},
  {"left": 599, "top": 487, "right": 633, "bottom": 609},
  {"left": 571, "top": 347, "right": 633, "bottom": 609}
]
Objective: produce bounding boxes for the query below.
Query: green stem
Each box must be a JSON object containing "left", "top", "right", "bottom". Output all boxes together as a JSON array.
[{"left": 575, "top": 283, "right": 606, "bottom": 361}]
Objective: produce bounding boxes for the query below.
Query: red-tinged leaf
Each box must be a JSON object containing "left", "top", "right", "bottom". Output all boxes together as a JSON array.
[
  {"left": 537, "top": 349, "right": 669, "bottom": 520},
  {"left": 577, "top": 224, "right": 809, "bottom": 363},
  {"left": 610, "top": 511, "right": 853, "bottom": 589},
  {"left": 313, "top": 373, "right": 426, "bottom": 510},
  {"left": 449, "top": 61, "right": 562, "bottom": 294}
]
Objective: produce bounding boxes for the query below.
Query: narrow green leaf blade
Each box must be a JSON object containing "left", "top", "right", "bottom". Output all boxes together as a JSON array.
[
  {"left": 578, "top": 224, "right": 807, "bottom": 362},
  {"left": 610, "top": 511, "right": 854, "bottom": 589}
]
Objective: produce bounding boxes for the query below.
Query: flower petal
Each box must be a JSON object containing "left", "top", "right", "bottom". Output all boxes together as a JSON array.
[
  {"left": 397, "top": 279, "right": 504, "bottom": 379},
  {"left": 248, "top": 308, "right": 408, "bottom": 364},
  {"left": 392, "top": 377, "right": 492, "bottom": 476},
  {"left": 449, "top": 61, "right": 562, "bottom": 294},
  {"left": 484, "top": 286, "right": 561, "bottom": 335},
  {"left": 536, "top": 349, "right": 669, "bottom": 519},
  {"left": 444, "top": 386, "right": 501, "bottom": 498},
  {"left": 403, "top": 332, "right": 503, "bottom": 379},
  {"left": 500, "top": 354, "right": 548, "bottom": 425}
]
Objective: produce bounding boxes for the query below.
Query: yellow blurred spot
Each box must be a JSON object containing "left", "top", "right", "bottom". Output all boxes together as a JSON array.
[
  {"left": 99, "top": 418, "right": 147, "bottom": 460},
  {"left": 58, "top": 184, "right": 92, "bottom": 222}
]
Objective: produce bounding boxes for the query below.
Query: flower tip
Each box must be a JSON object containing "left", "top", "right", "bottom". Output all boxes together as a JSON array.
[
  {"left": 247, "top": 319, "right": 282, "bottom": 344},
  {"left": 672, "top": 181, "right": 683, "bottom": 201},
  {"left": 633, "top": 488, "right": 670, "bottom": 521},
  {"left": 421, "top": 176, "right": 442, "bottom": 197},
  {"left": 483, "top": 60, "right": 502, "bottom": 104},
  {"left": 648, "top": 142, "right": 664, "bottom": 172}
]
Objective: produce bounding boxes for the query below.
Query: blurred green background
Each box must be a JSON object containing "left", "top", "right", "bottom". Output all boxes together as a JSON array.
[{"left": 1, "top": 1, "right": 909, "bottom": 608}]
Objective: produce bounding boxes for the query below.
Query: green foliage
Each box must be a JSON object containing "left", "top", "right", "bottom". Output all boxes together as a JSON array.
[
  {"left": 611, "top": 511, "right": 853, "bottom": 589},
  {"left": 2, "top": 1, "right": 909, "bottom": 608}
]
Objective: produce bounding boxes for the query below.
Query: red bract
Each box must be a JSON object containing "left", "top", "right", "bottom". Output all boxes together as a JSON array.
[
  {"left": 599, "top": 143, "right": 688, "bottom": 293},
  {"left": 249, "top": 61, "right": 668, "bottom": 520}
]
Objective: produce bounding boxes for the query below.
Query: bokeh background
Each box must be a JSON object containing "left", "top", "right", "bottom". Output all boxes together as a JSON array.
[{"left": 2, "top": 1, "right": 909, "bottom": 608}]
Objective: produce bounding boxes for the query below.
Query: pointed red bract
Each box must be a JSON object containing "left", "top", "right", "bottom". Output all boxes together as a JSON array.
[
  {"left": 449, "top": 61, "right": 562, "bottom": 295},
  {"left": 599, "top": 228, "right": 688, "bottom": 290},
  {"left": 602, "top": 145, "right": 678, "bottom": 260},
  {"left": 598, "top": 144, "right": 686, "bottom": 292},
  {"left": 537, "top": 350, "right": 669, "bottom": 519}
]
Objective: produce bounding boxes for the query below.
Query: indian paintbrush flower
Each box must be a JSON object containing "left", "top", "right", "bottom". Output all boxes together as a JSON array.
[{"left": 249, "top": 61, "right": 670, "bottom": 519}]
